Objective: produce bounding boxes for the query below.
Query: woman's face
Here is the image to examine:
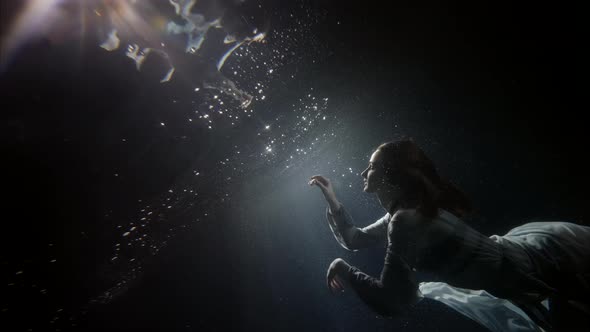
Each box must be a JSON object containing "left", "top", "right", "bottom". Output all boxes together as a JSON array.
[{"left": 361, "top": 149, "right": 386, "bottom": 193}]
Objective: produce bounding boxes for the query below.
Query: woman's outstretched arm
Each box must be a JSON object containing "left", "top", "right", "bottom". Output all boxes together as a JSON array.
[
  {"left": 326, "top": 207, "right": 389, "bottom": 251},
  {"left": 310, "top": 175, "right": 388, "bottom": 250}
]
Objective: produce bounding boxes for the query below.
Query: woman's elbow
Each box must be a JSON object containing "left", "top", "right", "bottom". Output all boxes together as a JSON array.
[
  {"left": 341, "top": 229, "right": 368, "bottom": 251},
  {"left": 341, "top": 241, "right": 359, "bottom": 252}
]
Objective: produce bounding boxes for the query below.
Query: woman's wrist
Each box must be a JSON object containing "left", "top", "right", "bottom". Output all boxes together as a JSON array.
[
  {"left": 328, "top": 199, "right": 342, "bottom": 214},
  {"left": 333, "top": 258, "right": 351, "bottom": 276}
]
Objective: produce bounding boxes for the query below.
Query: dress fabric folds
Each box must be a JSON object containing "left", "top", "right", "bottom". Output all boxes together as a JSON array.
[{"left": 326, "top": 206, "right": 590, "bottom": 331}]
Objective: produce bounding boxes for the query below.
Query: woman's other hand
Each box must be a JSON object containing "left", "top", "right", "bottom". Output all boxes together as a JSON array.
[
  {"left": 309, "top": 175, "right": 341, "bottom": 212},
  {"left": 327, "top": 258, "right": 349, "bottom": 294}
]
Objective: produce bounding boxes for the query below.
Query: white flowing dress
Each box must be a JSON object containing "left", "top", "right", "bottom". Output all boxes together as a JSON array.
[{"left": 326, "top": 207, "right": 590, "bottom": 331}]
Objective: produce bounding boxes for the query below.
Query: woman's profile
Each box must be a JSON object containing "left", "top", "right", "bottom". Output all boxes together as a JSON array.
[{"left": 309, "top": 139, "right": 590, "bottom": 331}]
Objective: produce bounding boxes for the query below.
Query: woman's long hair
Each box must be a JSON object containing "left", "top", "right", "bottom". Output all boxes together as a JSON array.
[{"left": 377, "top": 140, "right": 472, "bottom": 219}]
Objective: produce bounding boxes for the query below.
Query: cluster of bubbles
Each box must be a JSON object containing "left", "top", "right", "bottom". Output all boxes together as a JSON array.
[
  {"left": 2, "top": 1, "right": 352, "bottom": 330},
  {"left": 94, "top": 0, "right": 332, "bottom": 311}
]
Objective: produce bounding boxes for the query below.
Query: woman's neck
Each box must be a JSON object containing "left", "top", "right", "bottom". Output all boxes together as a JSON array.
[{"left": 377, "top": 189, "right": 397, "bottom": 215}]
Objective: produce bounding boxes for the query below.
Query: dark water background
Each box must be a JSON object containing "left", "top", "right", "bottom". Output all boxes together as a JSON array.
[{"left": 1, "top": 0, "right": 587, "bottom": 331}]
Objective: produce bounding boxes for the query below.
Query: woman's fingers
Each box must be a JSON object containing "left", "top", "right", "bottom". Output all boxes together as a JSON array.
[
  {"left": 328, "top": 276, "right": 345, "bottom": 294},
  {"left": 329, "top": 279, "right": 338, "bottom": 291},
  {"left": 327, "top": 277, "right": 335, "bottom": 292},
  {"left": 310, "top": 175, "right": 329, "bottom": 186},
  {"left": 314, "top": 181, "right": 326, "bottom": 190},
  {"left": 327, "top": 268, "right": 338, "bottom": 293},
  {"left": 309, "top": 176, "right": 330, "bottom": 194},
  {"left": 327, "top": 259, "right": 347, "bottom": 294},
  {"left": 309, "top": 178, "right": 327, "bottom": 191},
  {"left": 329, "top": 279, "right": 342, "bottom": 293},
  {"left": 333, "top": 276, "right": 344, "bottom": 290}
]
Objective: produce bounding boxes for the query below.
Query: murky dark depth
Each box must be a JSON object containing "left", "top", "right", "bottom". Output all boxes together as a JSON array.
[{"left": 1, "top": 1, "right": 587, "bottom": 331}]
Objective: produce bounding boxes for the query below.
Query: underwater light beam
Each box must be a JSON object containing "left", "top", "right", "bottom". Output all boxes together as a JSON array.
[{"left": 1, "top": 0, "right": 63, "bottom": 70}]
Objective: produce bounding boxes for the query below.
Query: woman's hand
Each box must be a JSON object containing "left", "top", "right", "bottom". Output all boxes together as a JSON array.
[
  {"left": 309, "top": 175, "right": 341, "bottom": 212},
  {"left": 327, "top": 258, "right": 350, "bottom": 294}
]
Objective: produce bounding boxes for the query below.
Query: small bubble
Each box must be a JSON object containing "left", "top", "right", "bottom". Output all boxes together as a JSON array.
[{"left": 123, "top": 232, "right": 130, "bottom": 237}]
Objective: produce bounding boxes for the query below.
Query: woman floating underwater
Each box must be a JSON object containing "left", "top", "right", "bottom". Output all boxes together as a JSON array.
[{"left": 309, "top": 140, "right": 590, "bottom": 331}]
